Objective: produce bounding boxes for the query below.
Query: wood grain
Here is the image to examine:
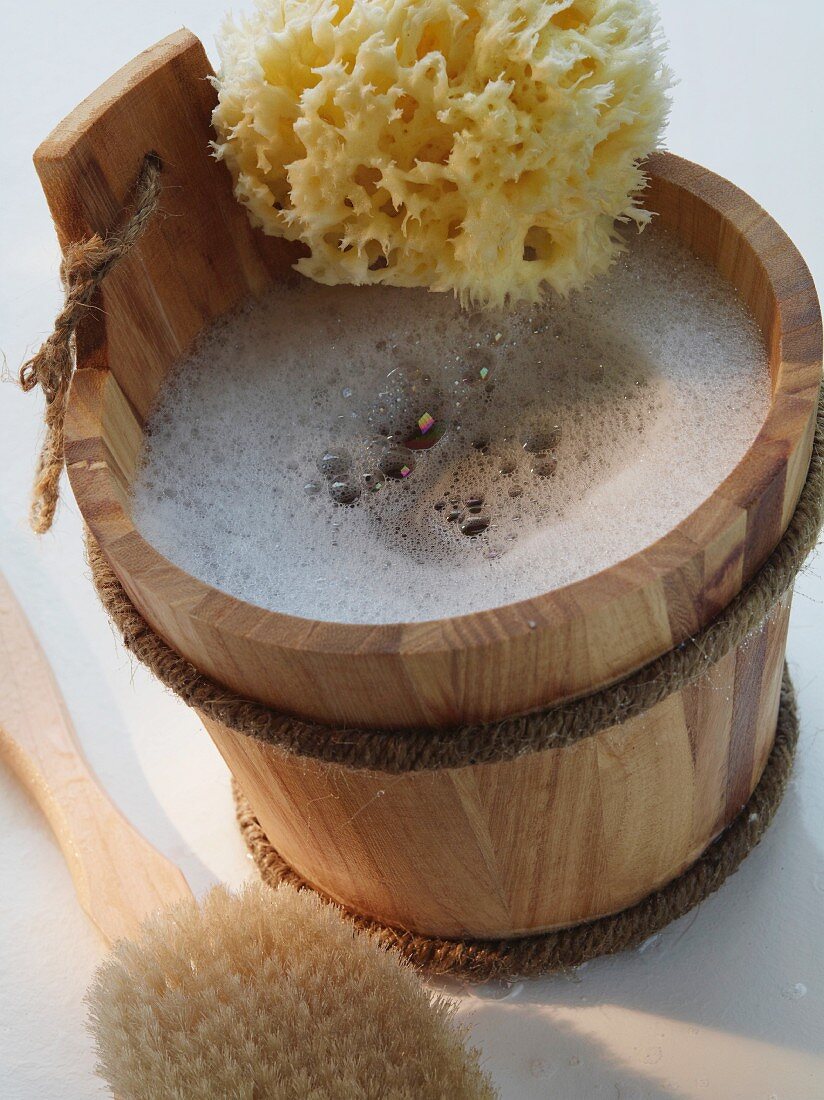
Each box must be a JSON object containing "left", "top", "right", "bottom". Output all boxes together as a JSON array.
[
  {"left": 52, "top": 32, "right": 822, "bottom": 731},
  {"left": 204, "top": 595, "right": 792, "bottom": 937},
  {"left": 37, "top": 32, "right": 823, "bottom": 936},
  {"left": 0, "top": 572, "right": 191, "bottom": 945}
]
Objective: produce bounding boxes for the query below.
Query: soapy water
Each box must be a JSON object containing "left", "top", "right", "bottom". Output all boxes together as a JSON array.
[{"left": 132, "top": 229, "right": 769, "bottom": 624}]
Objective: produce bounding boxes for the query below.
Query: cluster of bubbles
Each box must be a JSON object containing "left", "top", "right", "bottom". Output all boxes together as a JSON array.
[
  {"left": 131, "top": 229, "right": 770, "bottom": 623},
  {"left": 297, "top": 331, "right": 579, "bottom": 564}
]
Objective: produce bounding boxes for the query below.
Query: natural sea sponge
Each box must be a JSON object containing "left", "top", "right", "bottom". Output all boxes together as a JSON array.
[{"left": 212, "top": 0, "right": 671, "bottom": 308}]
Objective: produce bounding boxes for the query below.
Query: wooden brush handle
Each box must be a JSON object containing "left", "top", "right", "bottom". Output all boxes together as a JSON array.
[{"left": 0, "top": 570, "right": 192, "bottom": 945}]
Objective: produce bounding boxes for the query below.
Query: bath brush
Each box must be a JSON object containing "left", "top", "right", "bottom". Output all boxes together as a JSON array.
[{"left": 0, "top": 569, "right": 494, "bottom": 1099}]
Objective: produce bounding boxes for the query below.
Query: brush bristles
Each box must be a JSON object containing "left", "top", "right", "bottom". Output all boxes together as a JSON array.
[{"left": 87, "top": 882, "right": 495, "bottom": 1099}]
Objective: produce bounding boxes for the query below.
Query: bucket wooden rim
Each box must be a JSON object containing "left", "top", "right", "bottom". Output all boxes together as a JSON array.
[{"left": 65, "top": 156, "right": 822, "bottom": 654}]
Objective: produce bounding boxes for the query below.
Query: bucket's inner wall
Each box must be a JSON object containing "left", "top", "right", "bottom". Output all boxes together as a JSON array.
[
  {"left": 98, "top": 173, "right": 780, "bottom": 515},
  {"left": 645, "top": 173, "right": 780, "bottom": 390}
]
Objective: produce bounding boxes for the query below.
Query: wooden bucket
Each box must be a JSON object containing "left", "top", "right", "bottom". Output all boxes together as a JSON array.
[{"left": 45, "top": 31, "right": 821, "bottom": 939}]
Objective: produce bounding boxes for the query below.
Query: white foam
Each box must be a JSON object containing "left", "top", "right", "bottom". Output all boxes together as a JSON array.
[{"left": 131, "top": 229, "right": 770, "bottom": 624}]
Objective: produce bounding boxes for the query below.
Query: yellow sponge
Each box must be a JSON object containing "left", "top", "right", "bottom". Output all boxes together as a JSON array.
[{"left": 213, "top": 0, "right": 670, "bottom": 308}]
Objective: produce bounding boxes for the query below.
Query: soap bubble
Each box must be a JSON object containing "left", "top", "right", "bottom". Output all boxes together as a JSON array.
[
  {"left": 379, "top": 448, "right": 416, "bottom": 480},
  {"left": 318, "top": 450, "right": 351, "bottom": 480},
  {"left": 330, "top": 479, "right": 361, "bottom": 505}
]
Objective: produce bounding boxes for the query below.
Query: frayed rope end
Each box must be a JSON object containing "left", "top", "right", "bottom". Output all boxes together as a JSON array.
[{"left": 19, "top": 152, "right": 162, "bottom": 534}]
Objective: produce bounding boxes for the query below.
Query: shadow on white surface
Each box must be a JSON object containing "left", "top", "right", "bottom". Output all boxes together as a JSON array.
[
  {"left": 0, "top": 499, "right": 218, "bottom": 894},
  {"left": 465, "top": 1001, "right": 695, "bottom": 1100},
  {"left": 449, "top": 762, "right": 824, "bottom": 1099}
]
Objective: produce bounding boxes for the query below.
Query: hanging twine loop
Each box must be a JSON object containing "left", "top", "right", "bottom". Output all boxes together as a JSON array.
[{"left": 19, "top": 153, "right": 162, "bottom": 534}]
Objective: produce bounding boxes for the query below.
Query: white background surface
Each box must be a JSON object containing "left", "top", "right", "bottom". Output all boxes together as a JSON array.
[{"left": 1, "top": 2, "right": 822, "bottom": 1097}]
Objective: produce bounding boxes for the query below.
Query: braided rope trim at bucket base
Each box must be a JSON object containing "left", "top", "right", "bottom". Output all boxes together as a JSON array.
[
  {"left": 86, "top": 388, "right": 823, "bottom": 773},
  {"left": 235, "top": 669, "right": 799, "bottom": 981}
]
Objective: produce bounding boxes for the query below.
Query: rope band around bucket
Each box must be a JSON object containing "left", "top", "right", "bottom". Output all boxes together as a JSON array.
[
  {"left": 234, "top": 668, "right": 799, "bottom": 980},
  {"left": 84, "top": 383, "right": 823, "bottom": 773}
]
